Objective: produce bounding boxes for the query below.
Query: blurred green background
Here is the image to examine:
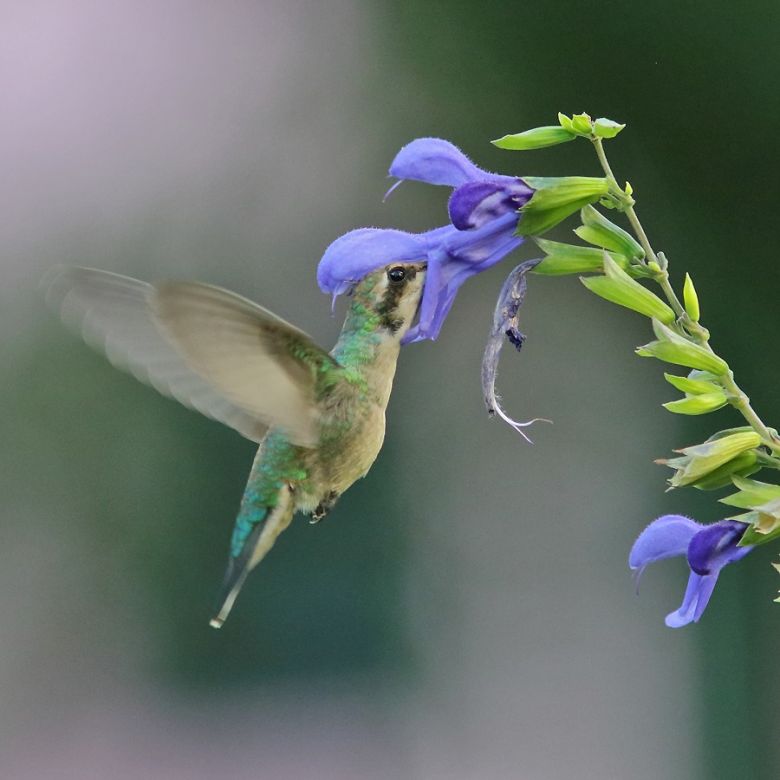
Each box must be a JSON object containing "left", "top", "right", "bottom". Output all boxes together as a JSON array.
[{"left": 3, "top": 1, "right": 779, "bottom": 778}]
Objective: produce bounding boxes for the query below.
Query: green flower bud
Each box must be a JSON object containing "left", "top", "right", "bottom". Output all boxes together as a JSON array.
[
  {"left": 580, "top": 256, "right": 676, "bottom": 323},
  {"left": 691, "top": 451, "right": 761, "bottom": 490},
  {"left": 662, "top": 391, "right": 728, "bottom": 415},
  {"left": 683, "top": 272, "right": 700, "bottom": 322},
  {"left": 571, "top": 112, "right": 593, "bottom": 134},
  {"left": 636, "top": 320, "right": 729, "bottom": 374},
  {"left": 517, "top": 177, "right": 611, "bottom": 237},
  {"left": 492, "top": 127, "right": 576, "bottom": 151},
  {"left": 664, "top": 371, "right": 722, "bottom": 395},
  {"left": 522, "top": 177, "right": 610, "bottom": 210},
  {"left": 593, "top": 118, "right": 626, "bottom": 139},
  {"left": 666, "top": 431, "right": 762, "bottom": 488},
  {"left": 557, "top": 112, "right": 575, "bottom": 133},
  {"left": 533, "top": 239, "right": 630, "bottom": 276},
  {"left": 575, "top": 205, "right": 645, "bottom": 259}
]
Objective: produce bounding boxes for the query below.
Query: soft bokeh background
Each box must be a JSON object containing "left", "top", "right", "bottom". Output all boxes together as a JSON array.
[{"left": 3, "top": 1, "right": 779, "bottom": 778}]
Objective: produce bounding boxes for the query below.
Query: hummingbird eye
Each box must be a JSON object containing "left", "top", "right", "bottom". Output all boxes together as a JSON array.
[{"left": 387, "top": 266, "right": 406, "bottom": 284}]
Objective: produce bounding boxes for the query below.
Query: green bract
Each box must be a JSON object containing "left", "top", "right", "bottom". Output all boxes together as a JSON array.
[
  {"left": 576, "top": 205, "right": 645, "bottom": 260},
  {"left": 662, "top": 369, "right": 727, "bottom": 415},
  {"left": 533, "top": 239, "right": 630, "bottom": 276},
  {"left": 571, "top": 113, "right": 593, "bottom": 134},
  {"left": 593, "top": 117, "right": 626, "bottom": 139},
  {"left": 492, "top": 126, "right": 575, "bottom": 150},
  {"left": 580, "top": 256, "right": 675, "bottom": 323},
  {"left": 517, "top": 176, "right": 610, "bottom": 236},
  {"left": 663, "top": 392, "right": 728, "bottom": 415},
  {"left": 663, "top": 371, "right": 722, "bottom": 395},
  {"left": 691, "top": 450, "right": 760, "bottom": 490},
  {"left": 720, "top": 476, "right": 780, "bottom": 509},
  {"left": 733, "top": 499, "right": 780, "bottom": 546},
  {"left": 664, "top": 430, "right": 762, "bottom": 488},
  {"left": 636, "top": 320, "right": 730, "bottom": 374}
]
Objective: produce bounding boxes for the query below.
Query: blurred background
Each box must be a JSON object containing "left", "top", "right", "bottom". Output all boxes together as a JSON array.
[{"left": 2, "top": 1, "right": 779, "bottom": 778}]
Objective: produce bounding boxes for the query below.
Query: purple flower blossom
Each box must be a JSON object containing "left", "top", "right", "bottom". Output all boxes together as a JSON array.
[
  {"left": 629, "top": 515, "right": 752, "bottom": 627},
  {"left": 317, "top": 138, "right": 534, "bottom": 343}
]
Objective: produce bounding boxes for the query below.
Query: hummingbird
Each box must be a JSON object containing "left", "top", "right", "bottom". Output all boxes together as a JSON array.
[{"left": 46, "top": 262, "right": 426, "bottom": 628}]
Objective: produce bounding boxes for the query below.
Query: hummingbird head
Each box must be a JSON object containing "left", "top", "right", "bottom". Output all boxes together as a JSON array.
[{"left": 352, "top": 262, "right": 426, "bottom": 338}]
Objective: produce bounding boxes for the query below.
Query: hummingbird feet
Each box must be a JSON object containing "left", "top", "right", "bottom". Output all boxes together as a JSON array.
[{"left": 310, "top": 491, "right": 339, "bottom": 524}]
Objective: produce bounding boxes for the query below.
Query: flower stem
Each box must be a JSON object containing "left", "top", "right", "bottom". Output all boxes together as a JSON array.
[{"left": 591, "top": 137, "right": 780, "bottom": 455}]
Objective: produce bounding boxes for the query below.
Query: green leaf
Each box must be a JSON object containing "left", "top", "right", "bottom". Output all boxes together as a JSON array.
[
  {"left": 492, "top": 126, "right": 576, "bottom": 150},
  {"left": 579, "top": 205, "right": 645, "bottom": 259},
  {"left": 593, "top": 118, "right": 626, "bottom": 139},
  {"left": 533, "top": 239, "right": 631, "bottom": 276},
  {"left": 663, "top": 392, "right": 728, "bottom": 415},
  {"left": 683, "top": 273, "right": 700, "bottom": 322},
  {"left": 636, "top": 320, "right": 730, "bottom": 374},
  {"left": 663, "top": 372, "right": 722, "bottom": 395},
  {"left": 580, "top": 256, "right": 676, "bottom": 323}
]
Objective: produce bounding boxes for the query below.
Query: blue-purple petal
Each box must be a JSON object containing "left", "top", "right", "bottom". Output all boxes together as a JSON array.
[
  {"left": 317, "top": 228, "right": 426, "bottom": 293},
  {"left": 665, "top": 572, "right": 718, "bottom": 628},
  {"left": 319, "top": 138, "right": 530, "bottom": 343},
  {"left": 686, "top": 519, "right": 751, "bottom": 575},
  {"left": 448, "top": 179, "right": 534, "bottom": 230},
  {"left": 388, "top": 138, "right": 485, "bottom": 188},
  {"left": 628, "top": 514, "right": 701, "bottom": 570}
]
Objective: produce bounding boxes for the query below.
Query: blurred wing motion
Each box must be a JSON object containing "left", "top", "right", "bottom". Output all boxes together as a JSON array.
[{"left": 46, "top": 267, "right": 338, "bottom": 446}]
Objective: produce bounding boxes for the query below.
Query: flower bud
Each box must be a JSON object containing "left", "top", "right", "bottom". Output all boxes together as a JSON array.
[
  {"left": 664, "top": 371, "right": 722, "bottom": 395},
  {"left": 636, "top": 320, "right": 729, "bottom": 374},
  {"left": 575, "top": 205, "right": 645, "bottom": 260},
  {"left": 533, "top": 239, "right": 629, "bottom": 276},
  {"left": 683, "top": 272, "right": 700, "bottom": 322},
  {"left": 581, "top": 256, "right": 676, "bottom": 323},
  {"left": 666, "top": 431, "right": 762, "bottom": 488},
  {"left": 571, "top": 113, "right": 593, "bottom": 134},
  {"left": 492, "top": 126, "right": 576, "bottom": 151},
  {"left": 517, "top": 176, "right": 610, "bottom": 236},
  {"left": 662, "top": 391, "right": 728, "bottom": 415}
]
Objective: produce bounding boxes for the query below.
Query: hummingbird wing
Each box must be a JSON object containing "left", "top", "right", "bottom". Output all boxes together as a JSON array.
[{"left": 46, "top": 267, "right": 338, "bottom": 446}]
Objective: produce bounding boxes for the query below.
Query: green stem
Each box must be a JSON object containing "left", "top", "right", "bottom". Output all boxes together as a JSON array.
[{"left": 591, "top": 137, "right": 780, "bottom": 456}]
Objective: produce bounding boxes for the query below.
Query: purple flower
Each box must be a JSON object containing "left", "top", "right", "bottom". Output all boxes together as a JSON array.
[
  {"left": 629, "top": 515, "right": 752, "bottom": 627},
  {"left": 317, "top": 139, "right": 534, "bottom": 343}
]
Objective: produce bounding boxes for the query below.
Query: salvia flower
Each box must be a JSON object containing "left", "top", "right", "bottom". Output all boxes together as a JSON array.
[
  {"left": 317, "top": 138, "right": 534, "bottom": 344},
  {"left": 629, "top": 515, "right": 752, "bottom": 627}
]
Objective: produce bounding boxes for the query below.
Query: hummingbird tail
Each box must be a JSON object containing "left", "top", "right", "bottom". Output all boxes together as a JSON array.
[{"left": 209, "top": 487, "right": 295, "bottom": 629}]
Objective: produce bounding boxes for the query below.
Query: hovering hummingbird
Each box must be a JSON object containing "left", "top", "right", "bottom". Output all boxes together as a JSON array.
[{"left": 47, "top": 262, "right": 426, "bottom": 627}]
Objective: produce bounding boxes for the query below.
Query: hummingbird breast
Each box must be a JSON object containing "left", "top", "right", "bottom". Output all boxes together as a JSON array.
[{"left": 295, "top": 336, "right": 401, "bottom": 513}]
